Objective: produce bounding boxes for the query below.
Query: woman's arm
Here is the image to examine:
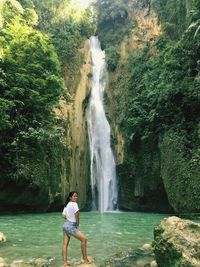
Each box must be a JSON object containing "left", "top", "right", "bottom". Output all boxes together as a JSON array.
[
  {"left": 62, "top": 207, "right": 66, "bottom": 219},
  {"left": 75, "top": 211, "right": 79, "bottom": 226}
]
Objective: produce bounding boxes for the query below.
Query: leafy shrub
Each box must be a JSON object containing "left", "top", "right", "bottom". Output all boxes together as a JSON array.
[
  {"left": 162, "top": 22, "right": 178, "bottom": 40},
  {"left": 105, "top": 46, "right": 120, "bottom": 71}
]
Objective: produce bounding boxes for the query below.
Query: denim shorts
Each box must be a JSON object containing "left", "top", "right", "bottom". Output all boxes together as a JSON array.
[{"left": 63, "top": 220, "right": 79, "bottom": 237}]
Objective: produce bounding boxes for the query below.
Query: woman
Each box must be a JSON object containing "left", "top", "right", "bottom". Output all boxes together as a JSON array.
[{"left": 62, "top": 191, "right": 90, "bottom": 266}]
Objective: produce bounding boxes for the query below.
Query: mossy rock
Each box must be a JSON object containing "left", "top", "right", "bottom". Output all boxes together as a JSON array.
[{"left": 153, "top": 216, "right": 200, "bottom": 267}]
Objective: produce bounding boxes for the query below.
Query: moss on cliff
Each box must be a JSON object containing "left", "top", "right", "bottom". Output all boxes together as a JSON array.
[
  {"left": 118, "top": 135, "right": 171, "bottom": 212},
  {"left": 160, "top": 130, "right": 200, "bottom": 213}
]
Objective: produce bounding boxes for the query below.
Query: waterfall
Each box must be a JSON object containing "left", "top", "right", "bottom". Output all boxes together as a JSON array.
[{"left": 86, "top": 36, "right": 118, "bottom": 212}]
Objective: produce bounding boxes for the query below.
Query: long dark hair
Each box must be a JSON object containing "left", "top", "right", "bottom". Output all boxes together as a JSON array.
[{"left": 65, "top": 191, "right": 78, "bottom": 206}]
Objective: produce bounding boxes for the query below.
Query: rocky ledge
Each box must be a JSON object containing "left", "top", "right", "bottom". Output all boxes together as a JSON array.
[
  {"left": 153, "top": 216, "right": 200, "bottom": 267},
  {"left": 0, "top": 257, "right": 97, "bottom": 267},
  {"left": 103, "top": 244, "right": 158, "bottom": 267}
]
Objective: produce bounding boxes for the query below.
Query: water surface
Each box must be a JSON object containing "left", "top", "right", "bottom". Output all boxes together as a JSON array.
[{"left": 0, "top": 211, "right": 167, "bottom": 266}]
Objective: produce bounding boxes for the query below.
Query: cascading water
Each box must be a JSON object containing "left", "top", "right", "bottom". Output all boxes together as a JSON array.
[{"left": 86, "top": 36, "right": 118, "bottom": 212}]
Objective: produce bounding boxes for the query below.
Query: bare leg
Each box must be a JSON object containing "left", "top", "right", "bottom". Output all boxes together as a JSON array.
[
  {"left": 62, "top": 234, "right": 70, "bottom": 266},
  {"left": 73, "top": 232, "right": 90, "bottom": 263}
]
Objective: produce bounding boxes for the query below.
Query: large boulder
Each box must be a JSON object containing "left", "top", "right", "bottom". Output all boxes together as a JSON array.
[{"left": 153, "top": 216, "right": 200, "bottom": 267}]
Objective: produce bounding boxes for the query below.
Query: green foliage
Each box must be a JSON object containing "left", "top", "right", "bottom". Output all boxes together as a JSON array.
[
  {"left": 162, "top": 22, "right": 178, "bottom": 40},
  {"left": 95, "top": 0, "right": 134, "bottom": 48},
  {"left": 116, "top": 24, "right": 200, "bottom": 142},
  {"left": 32, "top": 0, "right": 95, "bottom": 38},
  {"left": 0, "top": 0, "right": 95, "bottom": 211},
  {"left": 160, "top": 130, "right": 200, "bottom": 212},
  {"left": 0, "top": 7, "right": 67, "bottom": 210},
  {"left": 29, "top": 0, "right": 96, "bottom": 94},
  {"left": 22, "top": 8, "right": 38, "bottom": 26},
  {"left": 49, "top": 18, "right": 81, "bottom": 63},
  {"left": 1, "top": 0, "right": 23, "bottom": 25},
  {"left": 95, "top": 0, "right": 129, "bottom": 26},
  {"left": 17, "top": 0, "right": 34, "bottom": 8},
  {"left": 78, "top": 8, "right": 96, "bottom": 38},
  {"left": 109, "top": 0, "right": 200, "bottom": 212},
  {"left": 0, "top": 0, "right": 37, "bottom": 29},
  {"left": 105, "top": 46, "right": 120, "bottom": 71},
  {"left": 151, "top": 0, "right": 189, "bottom": 40},
  {"left": 0, "top": 97, "right": 14, "bottom": 130}
]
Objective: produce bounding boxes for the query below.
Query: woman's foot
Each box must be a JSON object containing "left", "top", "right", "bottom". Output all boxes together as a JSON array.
[
  {"left": 63, "top": 261, "right": 70, "bottom": 267},
  {"left": 81, "top": 257, "right": 92, "bottom": 264}
]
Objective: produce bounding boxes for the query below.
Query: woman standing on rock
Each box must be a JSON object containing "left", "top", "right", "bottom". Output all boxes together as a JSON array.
[{"left": 62, "top": 191, "right": 90, "bottom": 266}]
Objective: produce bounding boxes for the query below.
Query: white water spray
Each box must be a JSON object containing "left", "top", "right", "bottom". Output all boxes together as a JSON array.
[{"left": 86, "top": 36, "right": 118, "bottom": 212}]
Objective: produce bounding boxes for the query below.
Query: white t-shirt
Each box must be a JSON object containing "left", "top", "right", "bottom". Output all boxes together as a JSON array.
[{"left": 62, "top": 202, "right": 79, "bottom": 223}]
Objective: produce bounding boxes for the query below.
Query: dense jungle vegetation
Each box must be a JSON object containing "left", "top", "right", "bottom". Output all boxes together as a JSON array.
[
  {"left": 96, "top": 0, "right": 200, "bottom": 213},
  {"left": 0, "top": 0, "right": 199, "bottom": 214},
  {"left": 0, "top": 0, "right": 95, "bottom": 211}
]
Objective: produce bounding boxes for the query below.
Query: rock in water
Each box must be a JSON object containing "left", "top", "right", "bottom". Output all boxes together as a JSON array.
[
  {"left": 0, "top": 257, "right": 7, "bottom": 267},
  {"left": 74, "top": 258, "right": 97, "bottom": 267},
  {"left": 153, "top": 216, "right": 200, "bottom": 267},
  {"left": 64, "top": 256, "right": 97, "bottom": 267},
  {"left": 142, "top": 243, "right": 152, "bottom": 252},
  {"left": 150, "top": 260, "right": 158, "bottom": 267},
  {"left": 0, "top": 233, "right": 6, "bottom": 243}
]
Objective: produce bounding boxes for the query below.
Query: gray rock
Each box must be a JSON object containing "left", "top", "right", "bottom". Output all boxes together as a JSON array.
[{"left": 153, "top": 216, "right": 200, "bottom": 267}]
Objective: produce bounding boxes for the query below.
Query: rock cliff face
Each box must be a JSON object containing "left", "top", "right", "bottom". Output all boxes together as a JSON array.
[
  {"left": 108, "top": 3, "right": 161, "bottom": 163},
  {"left": 153, "top": 216, "right": 200, "bottom": 267},
  {"left": 119, "top": 5, "right": 161, "bottom": 61},
  {"left": 106, "top": 4, "right": 170, "bottom": 212},
  {"left": 104, "top": 0, "right": 200, "bottom": 214},
  {"left": 55, "top": 41, "right": 91, "bottom": 209}
]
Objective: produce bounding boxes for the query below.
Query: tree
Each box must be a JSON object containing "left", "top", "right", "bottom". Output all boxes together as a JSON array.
[{"left": 0, "top": 13, "right": 64, "bottom": 184}]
